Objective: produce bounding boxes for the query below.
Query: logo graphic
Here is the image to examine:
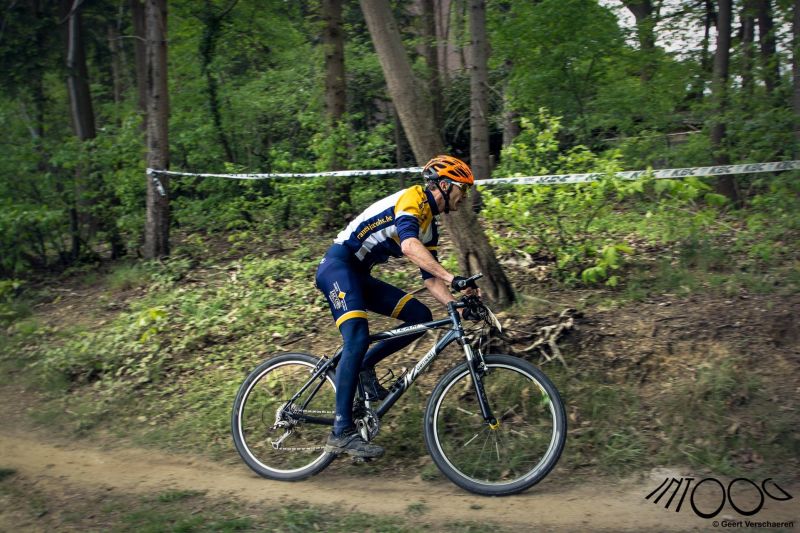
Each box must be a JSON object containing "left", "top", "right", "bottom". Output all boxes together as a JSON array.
[
  {"left": 329, "top": 281, "right": 347, "bottom": 311},
  {"left": 646, "top": 476, "right": 793, "bottom": 519}
]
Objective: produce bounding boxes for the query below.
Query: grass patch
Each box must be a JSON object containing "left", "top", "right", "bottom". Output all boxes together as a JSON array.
[
  {"left": 155, "top": 489, "right": 206, "bottom": 503},
  {"left": 0, "top": 468, "right": 17, "bottom": 481},
  {"left": 655, "top": 358, "right": 799, "bottom": 477},
  {"left": 105, "top": 262, "right": 151, "bottom": 291},
  {"left": 556, "top": 370, "right": 648, "bottom": 474},
  {"left": 406, "top": 501, "right": 428, "bottom": 515}
]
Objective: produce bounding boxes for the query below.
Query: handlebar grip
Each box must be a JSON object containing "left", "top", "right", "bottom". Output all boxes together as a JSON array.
[{"left": 452, "top": 273, "right": 483, "bottom": 291}]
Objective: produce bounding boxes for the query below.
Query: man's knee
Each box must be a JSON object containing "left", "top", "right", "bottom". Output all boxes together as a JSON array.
[{"left": 399, "top": 298, "right": 432, "bottom": 325}]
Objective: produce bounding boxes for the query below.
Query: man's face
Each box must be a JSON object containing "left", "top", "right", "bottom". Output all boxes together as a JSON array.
[{"left": 445, "top": 181, "right": 470, "bottom": 211}]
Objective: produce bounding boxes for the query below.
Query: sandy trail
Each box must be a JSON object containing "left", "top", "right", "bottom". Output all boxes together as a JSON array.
[{"left": 2, "top": 427, "right": 797, "bottom": 532}]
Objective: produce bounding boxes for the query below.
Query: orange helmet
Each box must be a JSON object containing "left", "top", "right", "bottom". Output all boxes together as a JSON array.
[{"left": 422, "top": 155, "right": 474, "bottom": 185}]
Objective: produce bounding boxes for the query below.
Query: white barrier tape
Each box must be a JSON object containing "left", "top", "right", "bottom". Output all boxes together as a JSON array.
[
  {"left": 146, "top": 167, "right": 421, "bottom": 180},
  {"left": 147, "top": 160, "right": 799, "bottom": 185},
  {"left": 478, "top": 160, "right": 800, "bottom": 185}
]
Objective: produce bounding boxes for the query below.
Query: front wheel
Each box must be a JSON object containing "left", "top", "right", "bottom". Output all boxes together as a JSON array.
[
  {"left": 423, "top": 354, "right": 566, "bottom": 496},
  {"left": 231, "top": 353, "right": 337, "bottom": 481}
]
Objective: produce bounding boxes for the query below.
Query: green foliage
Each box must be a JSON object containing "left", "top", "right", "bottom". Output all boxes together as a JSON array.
[
  {"left": 0, "top": 279, "right": 30, "bottom": 324},
  {"left": 484, "top": 111, "right": 640, "bottom": 285}
]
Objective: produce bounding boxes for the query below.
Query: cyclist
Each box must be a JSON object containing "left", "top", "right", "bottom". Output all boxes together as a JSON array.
[{"left": 316, "top": 155, "right": 479, "bottom": 458}]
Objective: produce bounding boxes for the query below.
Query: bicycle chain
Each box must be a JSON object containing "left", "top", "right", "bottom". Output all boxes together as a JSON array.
[{"left": 274, "top": 445, "right": 326, "bottom": 452}]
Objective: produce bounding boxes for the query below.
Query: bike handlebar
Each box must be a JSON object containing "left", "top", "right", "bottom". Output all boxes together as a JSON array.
[{"left": 452, "top": 272, "right": 484, "bottom": 291}]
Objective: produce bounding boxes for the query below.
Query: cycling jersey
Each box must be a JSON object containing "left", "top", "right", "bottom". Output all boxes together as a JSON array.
[{"left": 333, "top": 185, "right": 440, "bottom": 279}]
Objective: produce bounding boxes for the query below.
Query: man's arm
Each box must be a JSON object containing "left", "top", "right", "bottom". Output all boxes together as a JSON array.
[
  {"left": 400, "top": 237, "right": 454, "bottom": 284},
  {"left": 423, "top": 277, "right": 456, "bottom": 306}
]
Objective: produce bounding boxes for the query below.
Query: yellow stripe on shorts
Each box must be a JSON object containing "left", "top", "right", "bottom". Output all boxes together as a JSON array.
[
  {"left": 390, "top": 294, "right": 414, "bottom": 319},
  {"left": 335, "top": 310, "right": 368, "bottom": 328}
]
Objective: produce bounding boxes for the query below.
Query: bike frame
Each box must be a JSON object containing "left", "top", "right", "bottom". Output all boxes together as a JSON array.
[{"left": 284, "top": 300, "right": 498, "bottom": 428}]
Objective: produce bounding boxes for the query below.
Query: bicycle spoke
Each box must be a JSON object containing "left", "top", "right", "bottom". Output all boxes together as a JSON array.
[
  {"left": 431, "top": 360, "right": 562, "bottom": 488},
  {"left": 235, "top": 357, "right": 336, "bottom": 475}
]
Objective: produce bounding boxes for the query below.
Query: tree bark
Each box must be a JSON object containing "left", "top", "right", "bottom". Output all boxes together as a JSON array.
[
  {"left": 322, "top": 0, "right": 350, "bottom": 227},
  {"left": 622, "top": 0, "right": 656, "bottom": 81},
  {"left": 65, "top": 1, "right": 96, "bottom": 141},
  {"left": 793, "top": 0, "right": 800, "bottom": 153},
  {"left": 64, "top": 0, "right": 97, "bottom": 262},
  {"left": 360, "top": 0, "right": 514, "bottom": 307},
  {"left": 756, "top": 0, "right": 779, "bottom": 96},
  {"left": 144, "top": 0, "right": 170, "bottom": 259},
  {"left": 469, "top": 0, "right": 489, "bottom": 212},
  {"left": 740, "top": 0, "right": 756, "bottom": 97},
  {"left": 710, "top": 0, "right": 739, "bottom": 204},
  {"left": 689, "top": 0, "right": 716, "bottom": 101},
  {"left": 131, "top": 0, "right": 147, "bottom": 115},
  {"left": 107, "top": 25, "right": 124, "bottom": 106},
  {"left": 199, "top": 0, "right": 237, "bottom": 163},
  {"left": 421, "top": 0, "right": 443, "bottom": 130}
]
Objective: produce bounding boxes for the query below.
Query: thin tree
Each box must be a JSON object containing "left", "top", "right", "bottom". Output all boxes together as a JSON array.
[
  {"left": 740, "top": 0, "right": 756, "bottom": 98},
  {"left": 63, "top": 0, "right": 95, "bottom": 261},
  {"left": 360, "top": 0, "right": 514, "bottom": 306},
  {"left": 198, "top": 0, "right": 238, "bottom": 163},
  {"left": 131, "top": 0, "right": 147, "bottom": 115},
  {"left": 622, "top": 0, "right": 657, "bottom": 81},
  {"left": 710, "top": 0, "right": 739, "bottom": 204},
  {"left": 421, "top": 0, "right": 443, "bottom": 130},
  {"left": 794, "top": 0, "right": 800, "bottom": 153},
  {"left": 64, "top": 0, "right": 128, "bottom": 261},
  {"left": 322, "top": 0, "right": 350, "bottom": 228},
  {"left": 469, "top": 0, "right": 490, "bottom": 212},
  {"left": 144, "top": 0, "right": 170, "bottom": 259},
  {"left": 756, "top": 0, "right": 780, "bottom": 96}
]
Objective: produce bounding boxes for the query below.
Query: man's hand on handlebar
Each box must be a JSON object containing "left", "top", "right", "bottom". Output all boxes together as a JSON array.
[{"left": 450, "top": 273, "right": 483, "bottom": 298}]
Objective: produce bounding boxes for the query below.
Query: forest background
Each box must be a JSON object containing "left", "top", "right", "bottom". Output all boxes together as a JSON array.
[{"left": 0, "top": 1, "right": 799, "bottom": 526}]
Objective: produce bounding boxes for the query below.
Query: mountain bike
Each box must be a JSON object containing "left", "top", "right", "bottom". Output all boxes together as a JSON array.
[{"left": 231, "top": 274, "right": 566, "bottom": 496}]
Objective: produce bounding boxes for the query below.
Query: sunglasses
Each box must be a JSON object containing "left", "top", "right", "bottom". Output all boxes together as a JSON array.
[{"left": 451, "top": 182, "right": 471, "bottom": 194}]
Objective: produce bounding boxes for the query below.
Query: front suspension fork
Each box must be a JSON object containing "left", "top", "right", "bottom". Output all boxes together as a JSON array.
[{"left": 462, "top": 342, "right": 498, "bottom": 427}]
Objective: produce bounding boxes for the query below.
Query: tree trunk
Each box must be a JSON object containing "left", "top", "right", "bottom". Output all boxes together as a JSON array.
[
  {"left": 144, "top": 0, "right": 170, "bottom": 259},
  {"left": 740, "top": 0, "right": 756, "bottom": 97},
  {"left": 710, "top": 0, "right": 739, "bottom": 204},
  {"left": 421, "top": 0, "right": 443, "bottom": 130},
  {"left": 360, "top": 0, "right": 514, "bottom": 307},
  {"left": 131, "top": 0, "right": 147, "bottom": 115},
  {"left": 622, "top": 0, "right": 656, "bottom": 81},
  {"left": 322, "top": 0, "right": 350, "bottom": 228},
  {"left": 436, "top": 0, "right": 452, "bottom": 88},
  {"left": 393, "top": 104, "right": 411, "bottom": 187},
  {"left": 501, "top": 64, "right": 520, "bottom": 148},
  {"left": 107, "top": 25, "right": 124, "bottom": 106},
  {"left": 469, "top": 0, "right": 489, "bottom": 212},
  {"left": 65, "top": 1, "right": 96, "bottom": 141},
  {"left": 453, "top": 0, "right": 467, "bottom": 72},
  {"left": 756, "top": 0, "right": 779, "bottom": 96},
  {"left": 793, "top": 0, "right": 800, "bottom": 153},
  {"left": 689, "top": 0, "right": 716, "bottom": 101},
  {"left": 199, "top": 0, "right": 236, "bottom": 163},
  {"left": 64, "top": 0, "right": 97, "bottom": 262}
]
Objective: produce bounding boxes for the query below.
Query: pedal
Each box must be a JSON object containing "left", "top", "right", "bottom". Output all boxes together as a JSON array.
[{"left": 351, "top": 456, "right": 374, "bottom": 464}]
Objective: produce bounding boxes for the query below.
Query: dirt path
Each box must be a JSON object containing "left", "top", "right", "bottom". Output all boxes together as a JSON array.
[{"left": 2, "top": 428, "right": 797, "bottom": 532}]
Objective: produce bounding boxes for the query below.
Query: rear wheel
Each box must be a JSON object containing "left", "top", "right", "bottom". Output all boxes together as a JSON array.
[
  {"left": 423, "top": 354, "right": 566, "bottom": 496},
  {"left": 231, "top": 353, "right": 336, "bottom": 481}
]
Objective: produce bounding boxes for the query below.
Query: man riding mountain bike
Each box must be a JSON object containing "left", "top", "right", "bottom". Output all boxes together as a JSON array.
[{"left": 315, "top": 154, "right": 479, "bottom": 459}]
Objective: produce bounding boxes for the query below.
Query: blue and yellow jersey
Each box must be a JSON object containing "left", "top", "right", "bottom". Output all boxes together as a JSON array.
[{"left": 333, "top": 185, "right": 440, "bottom": 279}]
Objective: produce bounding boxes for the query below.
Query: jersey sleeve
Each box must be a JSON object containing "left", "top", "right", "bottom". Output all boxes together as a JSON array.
[{"left": 394, "top": 187, "right": 426, "bottom": 243}]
